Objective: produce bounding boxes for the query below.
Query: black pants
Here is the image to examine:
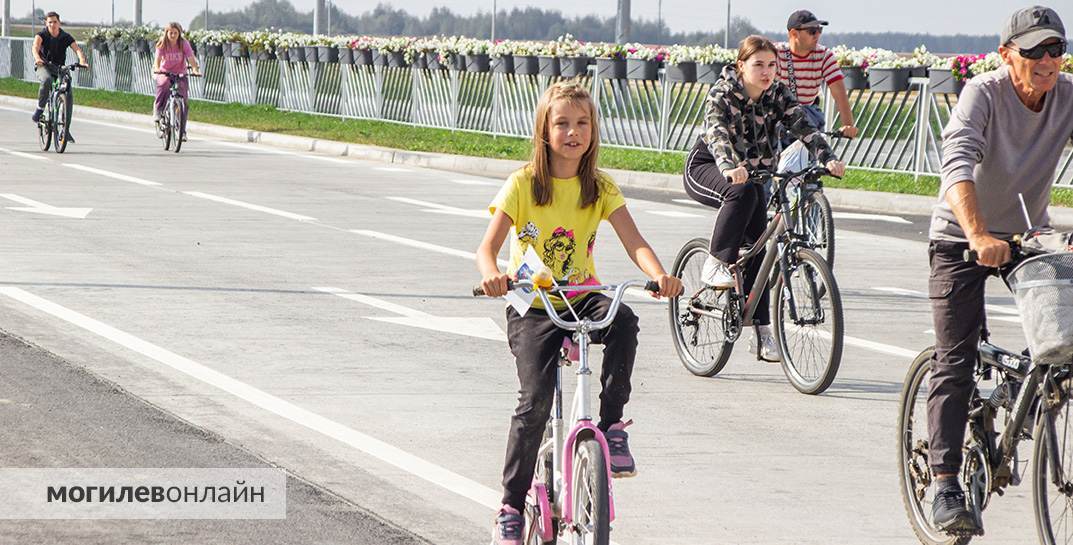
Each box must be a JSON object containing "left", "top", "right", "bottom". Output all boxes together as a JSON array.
[
  {"left": 36, "top": 65, "right": 60, "bottom": 109},
  {"left": 683, "top": 138, "right": 771, "bottom": 325},
  {"left": 500, "top": 293, "right": 639, "bottom": 510},
  {"left": 927, "top": 239, "right": 992, "bottom": 474}
]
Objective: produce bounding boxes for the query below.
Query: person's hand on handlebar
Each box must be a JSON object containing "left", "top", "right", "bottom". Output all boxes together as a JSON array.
[
  {"left": 969, "top": 232, "right": 1012, "bottom": 268},
  {"left": 722, "top": 166, "right": 749, "bottom": 185},
  {"left": 825, "top": 160, "right": 846, "bottom": 178},
  {"left": 479, "top": 272, "right": 512, "bottom": 298},
  {"left": 838, "top": 125, "right": 858, "bottom": 139},
  {"left": 653, "top": 273, "right": 683, "bottom": 299}
]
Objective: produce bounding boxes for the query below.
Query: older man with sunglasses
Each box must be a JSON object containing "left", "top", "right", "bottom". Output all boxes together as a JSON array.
[
  {"left": 776, "top": 10, "right": 858, "bottom": 141},
  {"left": 925, "top": 5, "right": 1072, "bottom": 535}
]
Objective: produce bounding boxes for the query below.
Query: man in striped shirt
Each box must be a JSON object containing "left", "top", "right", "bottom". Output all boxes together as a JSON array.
[{"left": 776, "top": 10, "right": 858, "bottom": 140}]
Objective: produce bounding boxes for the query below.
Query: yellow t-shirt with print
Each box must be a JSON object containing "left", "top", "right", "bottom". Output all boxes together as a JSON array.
[{"left": 489, "top": 168, "right": 627, "bottom": 310}]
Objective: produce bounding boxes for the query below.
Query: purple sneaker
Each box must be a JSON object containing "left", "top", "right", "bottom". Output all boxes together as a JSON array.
[
  {"left": 605, "top": 419, "right": 636, "bottom": 478},
  {"left": 492, "top": 504, "right": 523, "bottom": 545}
]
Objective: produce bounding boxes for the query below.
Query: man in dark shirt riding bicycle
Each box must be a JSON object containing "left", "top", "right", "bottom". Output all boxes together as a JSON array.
[
  {"left": 31, "top": 11, "right": 88, "bottom": 142},
  {"left": 926, "top": 5, "right": 1073, "bottom": 534}
]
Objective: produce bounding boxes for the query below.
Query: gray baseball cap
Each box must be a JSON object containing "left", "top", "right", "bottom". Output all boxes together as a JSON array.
[{"left": 1001, "top": 6, "right": 1066, "bottom": 48}]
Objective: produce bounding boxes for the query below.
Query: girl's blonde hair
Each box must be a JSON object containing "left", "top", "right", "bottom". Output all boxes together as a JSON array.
[
  {"left": 156, "top": 22, "right": 186, "bottom": 51},
  {"left": 528, "top": 81, "right": 604, "bottom": 208}
]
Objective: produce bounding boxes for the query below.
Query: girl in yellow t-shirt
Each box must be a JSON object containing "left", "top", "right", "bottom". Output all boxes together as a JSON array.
[{"left": 476, "top": 81, "right": 682, "bottom": 544}]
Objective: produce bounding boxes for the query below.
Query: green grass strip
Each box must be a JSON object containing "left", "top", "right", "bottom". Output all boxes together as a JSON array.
[{"left": 4, "top": 76, "right": 1071, "bottom": 207}]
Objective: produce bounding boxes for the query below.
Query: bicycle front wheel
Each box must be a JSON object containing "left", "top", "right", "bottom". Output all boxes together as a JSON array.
[
  {"left": 54, "top": 93, "right": 70, "bottom": 153},
  {"left": 669, "top": 237, "right": 735, "bottom": 377},
  {"left": 571, "top": 437, "right": 610, "bottom": 545},
  {"left": 38, "top": 115, "right": 52, "bottom": 152},
  {"left": 772, "top": 248, "right": 843, "bottom": 394},
  {"left": 800, "top": 190, "right": 835, "bottom": 266},
  {"left": 897, "top": 349, "right": 972, "bottom": 545},
  {"left": 1033, "top": 376, "right": 1073, "bottom": 545},
  {"left": 162, "top": 103, "right": 172, "bottom": 151},
  {"left": 171, "top": 98, "right": 185, "bottom": 153}
]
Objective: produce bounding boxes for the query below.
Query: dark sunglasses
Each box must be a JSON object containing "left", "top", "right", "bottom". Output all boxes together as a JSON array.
[
  {"left": 800, "top": 28, "right": 822, "bottom": 36},
  {"left": 1018, "top": 41, "right": 1066, "bottom": 60}
]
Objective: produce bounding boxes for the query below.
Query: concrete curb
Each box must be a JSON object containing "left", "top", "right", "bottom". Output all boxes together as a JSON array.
[{"left": 4, "top": 93, "right": 1071, "bottom": 225}]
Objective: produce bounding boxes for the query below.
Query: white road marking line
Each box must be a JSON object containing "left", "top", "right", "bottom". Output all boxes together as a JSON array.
[
  {"left": 351, "top": 229, "right": 511, "bottom": 266},
  {"left": 0, "top": 194, "right": 93, "bottom": 219},
  {"left": 873, "top": 286, "right": 1020, "bottom": 316},
  {"left": 671, "top": 199, "right": 705, "bottom": 207},
  {"left": 374, "top": 167, "right": 413, "bottom": 173},
  {"left": 814, "top": 329, "right": 920, "bottom": 359},
  {"left": 73, "top": 117, "right": 157, "bottom": 135},
  {"left": 313, "top": 287, "right": 428, "bottom": 318},
  {"left": 314, "top": 287, "right": 507, "bottom": 341},
  {"left": 210, "top": 139, "right": 351, "bottom": 164},
  {"left": 0, "top": 287, "right": 502, "bottom": 510},
  {"left": 0, "top": 145, "right": 50, "bottom": 162},
  {"left": 64, "top": 163, "right": 162, "bottom": 186},
  {"left": 832, "top": 212, "right": 912, "bottom": 225},
  {"left": 183, "top": 191, "right": 316, "bottom": 221},
  {"left": 386, "top": 196, "right": 486, "bottom": 218},
  {"left": 646, "top": 210, "right": 704, "bottom": 218},
  {"left": 451, "top": 179, "right": 499, "bottom": 186}
]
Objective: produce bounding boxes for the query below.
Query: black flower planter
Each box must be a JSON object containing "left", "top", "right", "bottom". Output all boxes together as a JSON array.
[
  {"left": 842, "top": 66, "right": 869, "bottom": 90},
  {"left": 518, "top": 55, "right": 542, "bottom": 76},
  {"left": 626, "top": 58, "right": 660, "bottom": 80},
  {"left": 253, "top": 49, "right": 277, "bottom": 61},
  {"left": 337, "top": 47, "right": 354, "bottom": 65},
  {"left": 697, "top": 62, "right": 727, "bottom": 84},
  {"left": 304, "top": 47, "right": 320, "bottom": 63},
  {"left": 493, "top": 54, "right": 515, "bottom": 74},
  {"left": 288, "top": 48, "right": 306, "bottom": 63},
  {"left": 868, "top": 67, "right": 911, "bottom": 92},
  {"left": 928, "top": 68, "right": 965, "bottom": 94},
  {"left": 134, "top": 39, "right": 151, "bottom": 54},
  {"left": 92, "top": 40, "right": 109, "bottom": 53},
  {"left": 202, "top": 43, "right": 223, "bottom": 57},
  {"left": 426, "top": 52, "right": 447, "bottom": 70},
  {"left": 910, "top": 66, "right": 927, "bottom": 78},
  {"left": 560, "top": 56, "right": 592, "bottom": 78},
  {"left": 538, "top": 56, "right": 561, "bottom": 77},
  {"left": 387, "top": 51, "right": 408, "bottom": 68},
  {"left": 354, "top": 49, "right": 373, "bottom": 66},
  {"left": 466, "top": 53, "right": 491, "bottom": 72},
  {"left": 666, "top": 61, "right": 696, "bottom": 82},
  {"left": 317, "top": 46, "right": 338, "bottom": 63},
  {"left": 450, "top": 54, "right": 466, "bottom": 71},
  {"left": 107, "top": 40, "right": 126, "bottom": 53},
  {"left": 221, "top": 42, "right": 232, "bottom": 56},
  {"left": 413, "top": 54, "right": 428, "bottom": 69},
  {"left": 372, "top": 50, "right": 388, "bottom": 67},
  {"left": 596, "top": 58, "right": 626, "bottom": 79},
  {"left": 276, "top": 48, "right": 289, "bottom": 62}
]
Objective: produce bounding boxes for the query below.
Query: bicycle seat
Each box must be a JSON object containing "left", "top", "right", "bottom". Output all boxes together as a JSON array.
[{"left": 561, "top": 337, "right": 580, "bottom": 364}]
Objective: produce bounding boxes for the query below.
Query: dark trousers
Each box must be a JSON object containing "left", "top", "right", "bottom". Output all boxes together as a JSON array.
[
  {"left": 683, "top": 139, "right": 771, "bottom": 325},
  {"left": 35, "top": 65, "right": 60, "bottom": 109},
  {"left": 500, "top": 293, "right": 639, "bottom": 510},
  {"left": 927, "top": 239, "right": 992, "bottom": 474}
]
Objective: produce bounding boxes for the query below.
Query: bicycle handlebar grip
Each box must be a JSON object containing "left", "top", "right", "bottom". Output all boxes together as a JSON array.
[
  {"left": 963, "top": 249, "right": 978, "bottom": 263},
  {"left": 644, "top": 280, "right": 660, "bottom": 293},
  {"left": 472, "top": 279, "right": 515, "bottom": 297}
]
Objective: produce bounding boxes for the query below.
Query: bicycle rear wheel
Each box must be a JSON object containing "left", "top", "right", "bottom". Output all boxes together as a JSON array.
[
  {"left": 772, "top": 248, "right": 843, "bottom": 394},
  {"left": 669, "top": 237, "right": 735, "bottom": 377},
  {"left": 800, "top": 190, "right": 835, "bottom": 266},
  {"left": 54, "top": 93, "right": 70, "bottom": 154},
  {"left": 38, "top": 114, "right": 52, "bottom": 152},
  {"left": 171, "top": 98, "right": 185, "bottom": 153},
  {"left": 162, "top": 101, "right": 172, "bottom": 151},
  {"left": 1033, "top": 375, "right": 1073, "bottom": 545},
  {"left": 897, "top": 349, "right": 972, "bottom": 545},
  {"left": 571, "top": 437, "right": 609, "bottom": 545}
]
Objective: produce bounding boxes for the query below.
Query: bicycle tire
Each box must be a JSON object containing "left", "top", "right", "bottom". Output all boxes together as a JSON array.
[
  {"left": 571, "top": 437, "right": 610, "bottom": 545},
  {"left": 1033, "top": 377, "right": 1073, "bottom": 545},
  {"left": 897, "top": 349, "right": 972, "bottom": 545},
  {"left": 172, "top": 98, "right": 184, "bottom": 153},
  {"left": 38, "top": 113, "right": 52, "bottom": 152},
  {"left": 669, "top": 237, "right": 735, "bottom": 377},
  {"left": 772, "top": 248, "right": 843, "bottom": 394},
  {"left": 162, "top": 99, "right": 172, "bottom": 151},
  {"left": 54, "top": 92, "right": 70, "bottom": 154},
  {"left": 800, "top": 190, "right": 835, "bottom": 267}
]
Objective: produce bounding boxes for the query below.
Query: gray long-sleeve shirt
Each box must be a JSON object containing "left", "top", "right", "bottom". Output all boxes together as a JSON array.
[{"left": 930, "top": 66, "right": 1073, "bottom": 241}]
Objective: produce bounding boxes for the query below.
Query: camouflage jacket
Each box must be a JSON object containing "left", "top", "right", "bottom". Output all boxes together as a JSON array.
[{"left": 701, "top": 65, "right": 836, "bottom": 173}]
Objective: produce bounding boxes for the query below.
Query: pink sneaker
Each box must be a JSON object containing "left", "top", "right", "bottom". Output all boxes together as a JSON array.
[
  {"left": 605, "top": 419, "right": 637, "bottom": 478},
  {"left": 492, "top": 504, "right": 523, "bottom": 545}
]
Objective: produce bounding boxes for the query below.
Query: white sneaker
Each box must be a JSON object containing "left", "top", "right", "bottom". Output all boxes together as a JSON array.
[
  {"left": 701, "top": 255, "right": 734, "bottom": 289},
  {"left": 751, "top": 326, "right": 782, "bottom": 363}
]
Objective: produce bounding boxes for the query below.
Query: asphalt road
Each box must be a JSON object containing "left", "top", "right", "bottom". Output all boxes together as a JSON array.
[{"left": 0, "top": 104, "right": 1041, "bottom": 544}]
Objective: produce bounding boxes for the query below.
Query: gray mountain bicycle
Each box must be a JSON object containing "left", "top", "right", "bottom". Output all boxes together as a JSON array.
[
  {"left": 154, "top": 71, "right": 200, "bottom": 153},
  {"left": 36, "top": 62, "right": 85, "bottom": 154}
]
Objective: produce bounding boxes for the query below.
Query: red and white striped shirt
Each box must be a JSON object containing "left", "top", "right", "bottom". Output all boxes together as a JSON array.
[{"left": 775, "top": 43, "right": 844, "bottom": 106}]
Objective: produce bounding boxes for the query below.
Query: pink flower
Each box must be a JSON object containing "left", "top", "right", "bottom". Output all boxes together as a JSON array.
[{"left": 959, "top": 68, "right": 967, "bottom": 74}]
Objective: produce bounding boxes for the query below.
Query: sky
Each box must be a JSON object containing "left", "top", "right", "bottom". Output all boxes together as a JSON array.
[{"left": 5, "top": 0, "right": 1066, "bottom": 36}]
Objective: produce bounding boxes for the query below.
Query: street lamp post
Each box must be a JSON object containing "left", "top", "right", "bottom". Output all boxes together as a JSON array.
[
  {"left": 491, "top": 0, "right": 496, "bottom": 42},
  {"left": 725, "top": 0, "right": 731, "bottom": 48},
  {"left": 205, "top": 0, "right": 209, "bottom": 30}
]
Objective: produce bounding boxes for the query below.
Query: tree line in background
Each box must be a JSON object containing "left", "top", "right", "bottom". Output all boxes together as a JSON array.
[{"left": 12, "top": 0, "right": 1001, "bottom": 54}]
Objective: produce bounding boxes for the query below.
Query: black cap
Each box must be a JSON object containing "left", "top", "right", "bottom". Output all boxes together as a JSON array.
[
  {"left": 1001, "top": 6, "right": 1066, "bottom": 49},
  {"left": 787, "top": 10, "right": 829, "bottom": 31}
]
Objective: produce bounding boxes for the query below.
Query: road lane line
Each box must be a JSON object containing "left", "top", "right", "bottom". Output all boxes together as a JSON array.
[
  {"left": 647, "top": 210, "right": 704, "bottom": 218},
  {"left": 312, "top": 287, "right": 429, "bottom": 318},
  {"left": 832, "top": 212, "right": 912, "bottom": 224},
  {"left": 209, "top": 139, "right": 352, "bottom": 164},
  {"left": 374, "top": 167, "right": 413, "bottom": 173},
  {"left": 351, "top": 229, "right": 488, "bottom": 261},
  {"left": 451, "top": 179, "right": 499, "bottom": 187},
  {"left": 0, "top": 287, "right": 502, "bottom": 510},
  {"left": 183, "top": 191, "right": 316, "bottom": 221},
  {"left": 0, "top": 145, "right": 50, "bottom": 162},
  {"left": 385, "top": 196, "right": 486, "bottom": 218},
  {"left": 64, "top": 163, "right": 163, "bottom": 186},
  {"left": 873, "top": 286, "right": 1020, "bottom": 318},
  {"left": 671, "top": 199, "right": 706, "bottom": 207}
]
